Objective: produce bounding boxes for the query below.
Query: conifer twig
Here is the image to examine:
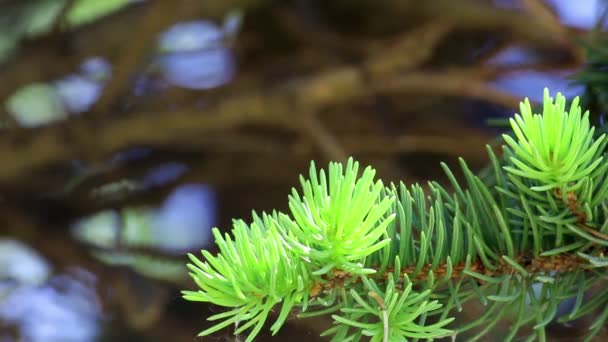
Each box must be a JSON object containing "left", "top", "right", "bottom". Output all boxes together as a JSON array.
[{"left": 182, "top": 89, "right": 608, "bottom": 341}]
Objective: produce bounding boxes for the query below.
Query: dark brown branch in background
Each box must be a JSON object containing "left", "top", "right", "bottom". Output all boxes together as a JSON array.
[
  {"left": 0, "top": 67, "right": 512, "bottom": 189},
  {"left": 50, "top": 0, "right": 77, "bottom": 34},
  {"left": 0, "top": 0, "right": 586, "bottom": 266},
  {"left": 0, "top": 0, "right": 266, "bottom": 116},
  {"left": 0, "top": 19, "right": 456, "bottom": 187},
  {"left": 299, "top": 113, "right": 348, "bottom": 162},
  {"left": 0, "top": 64, "right": 535, "bottom": 180},
  {"left": 0, "top": 0, "right": 582, "bottom": 111},
  {"left": 86, "top": 0, "right": 182, "bottom": 117}
]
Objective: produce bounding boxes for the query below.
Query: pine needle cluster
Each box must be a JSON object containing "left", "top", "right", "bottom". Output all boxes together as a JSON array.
[{"left": 183, "top": 89, "right": 608, "bottom": 341}]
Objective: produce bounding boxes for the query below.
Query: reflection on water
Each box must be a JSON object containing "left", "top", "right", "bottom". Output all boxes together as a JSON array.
[{"left": 0, "top": 240, "right": 101, "bottom": 342}]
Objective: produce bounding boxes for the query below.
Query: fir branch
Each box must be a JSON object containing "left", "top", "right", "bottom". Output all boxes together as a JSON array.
[{"left": 183, "top": 88, "right": 608, "bottom": 341}]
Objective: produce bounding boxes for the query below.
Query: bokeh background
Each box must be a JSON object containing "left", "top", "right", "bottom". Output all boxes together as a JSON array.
[{"left": 0, "top": 0, "right": 606, "bottom": 341}]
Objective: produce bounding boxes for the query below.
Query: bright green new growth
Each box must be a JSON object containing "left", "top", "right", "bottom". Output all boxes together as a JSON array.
[
  {"left": 182, "top": 213, "right": 312, "bottom": 340},
  {"left": 281, "top": 160, "right": 395, "bottom": 276},
  {"left": 183, "top": 159, "right": 406, "bottom": 341},
  {"left": 183, "top": 88, "right": 608, "bottom": 341},
  {"left": 503, "top": 88, "right": 607, "bottom": 192}
]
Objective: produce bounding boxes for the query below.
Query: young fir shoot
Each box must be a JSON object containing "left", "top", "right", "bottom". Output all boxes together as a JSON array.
[
  {"left": 503, "top": 89, "right": 607, "bottom": 193},
  {"left": 280, "top": 159, "right": 395, "bottom": 276},
  {"left": 183, "top": 89, "right": 608, "bottom": 342},
  {"left": 182, "top": 213, "right": 311, "bottom": 341}
]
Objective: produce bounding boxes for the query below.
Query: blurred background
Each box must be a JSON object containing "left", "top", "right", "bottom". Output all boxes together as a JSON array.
[{"left": 0, "top": 0, "right": 607, "bottom": 341}]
